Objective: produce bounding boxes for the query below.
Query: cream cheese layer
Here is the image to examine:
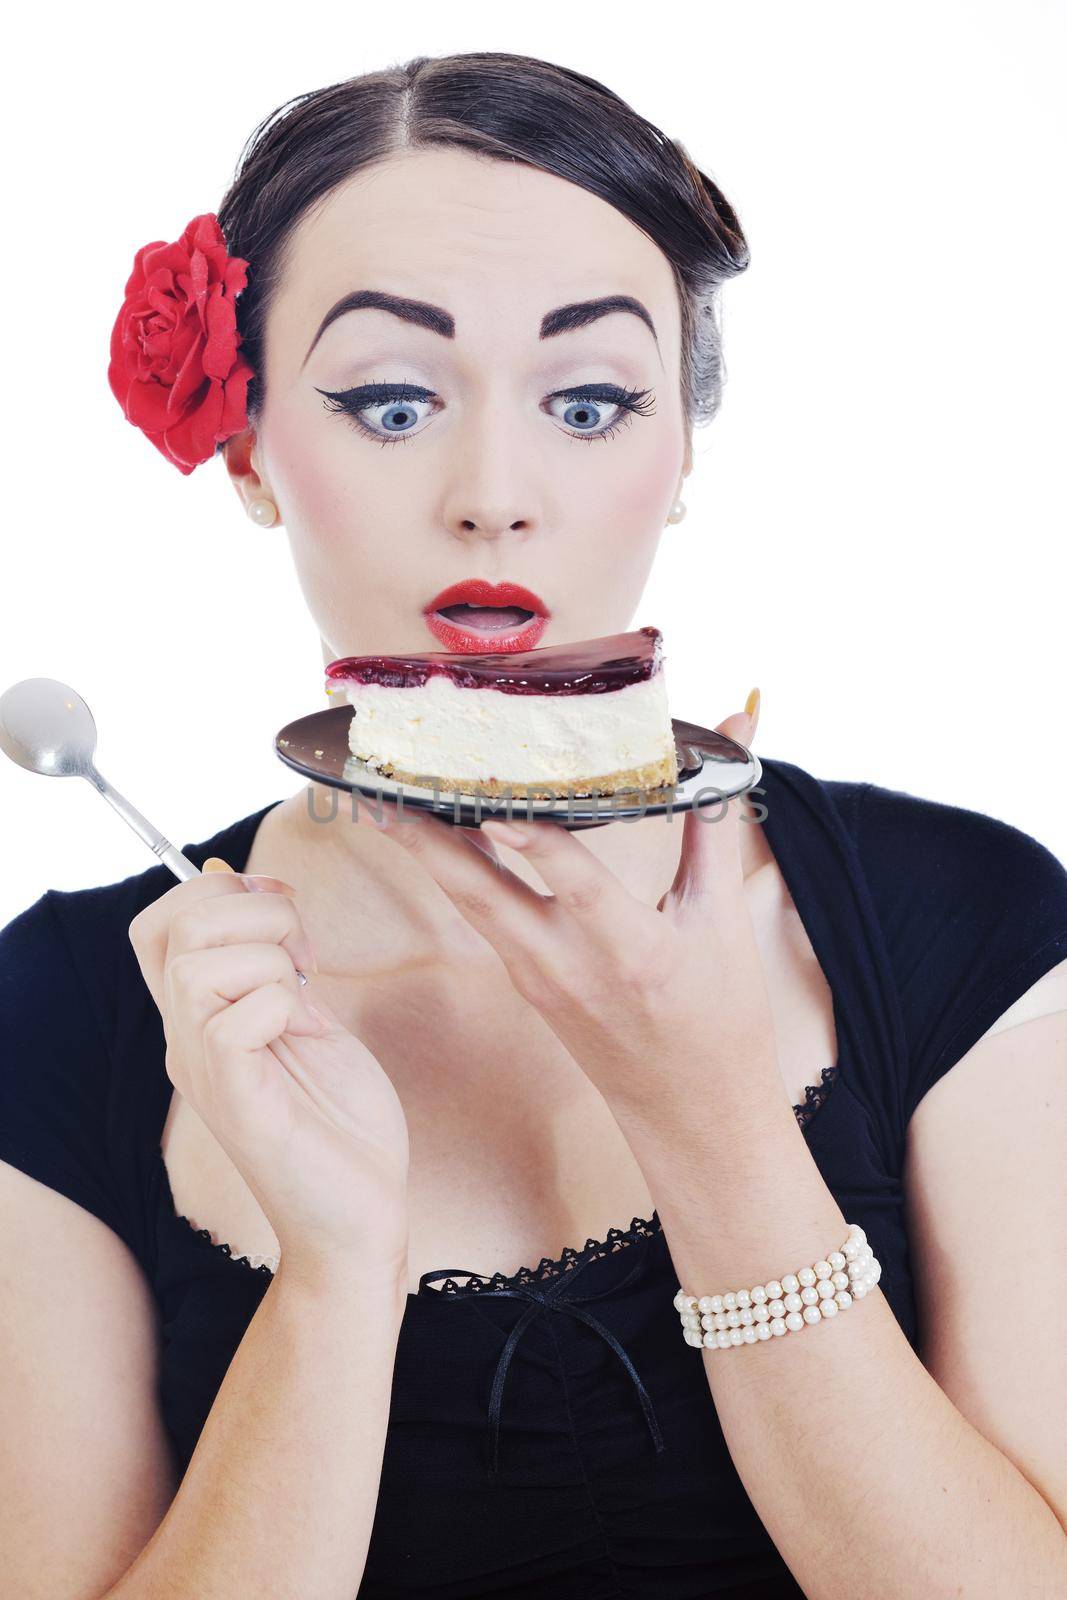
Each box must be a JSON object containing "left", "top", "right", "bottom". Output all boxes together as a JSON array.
[{"left": 343, "top": 671, "right": 674, "bottom": 785}]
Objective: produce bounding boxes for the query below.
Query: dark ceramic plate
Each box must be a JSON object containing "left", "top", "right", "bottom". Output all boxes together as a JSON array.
[{"left": 274, "top": 706, "right": 761, "bottom": 831}]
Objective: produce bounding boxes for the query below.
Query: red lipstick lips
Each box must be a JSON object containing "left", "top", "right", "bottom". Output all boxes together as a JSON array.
[{"left": 423, "top": 579, "right": 550, "bottom": 654}]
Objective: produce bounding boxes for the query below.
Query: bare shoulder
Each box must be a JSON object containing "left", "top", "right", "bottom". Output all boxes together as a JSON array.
[
  {"left": 903, "top": 1009, "right": 1067, "bottom": 1529},
  {"left": 975, "top": 954, "right": 1067, "bottom": 1041},
  {"left": 0, "top": 1156, "right": 179, "bottom": 1597}
]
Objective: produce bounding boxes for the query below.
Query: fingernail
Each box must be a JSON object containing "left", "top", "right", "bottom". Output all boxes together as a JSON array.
[
  {"left": 203, "top": 857, "right": 234, "bottom": 874},
  {"left": 240, "top": 873, "right": 297, "bottom": 893},
  {"left": 744, "top": 686, "right": 760, "bottom": 738},
  {"left": 481, "top": 820, "right": 528, "bottom": 849}
]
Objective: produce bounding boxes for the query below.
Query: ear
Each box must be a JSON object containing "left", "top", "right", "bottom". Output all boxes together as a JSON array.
[{"left": 221, "top": 428, "right": 281, "bottom": 523}]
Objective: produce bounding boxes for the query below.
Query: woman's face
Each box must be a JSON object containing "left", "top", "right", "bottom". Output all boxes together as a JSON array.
[{"left": 227, "top": 146, "right": 691, "bottom": 665}]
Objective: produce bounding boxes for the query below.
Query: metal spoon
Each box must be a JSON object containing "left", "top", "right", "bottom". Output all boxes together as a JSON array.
[{"left": 0, "top": 677, "right": 308, "bottom": 984}]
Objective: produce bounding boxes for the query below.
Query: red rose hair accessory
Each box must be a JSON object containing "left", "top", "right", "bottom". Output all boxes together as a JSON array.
[{"left": 108, "top": 212, "right": 254, "bottom": 475}]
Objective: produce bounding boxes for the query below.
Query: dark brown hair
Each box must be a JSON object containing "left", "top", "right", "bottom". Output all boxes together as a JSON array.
[{"left": 215, "top": 51, "right": 750, "bottom": 452}]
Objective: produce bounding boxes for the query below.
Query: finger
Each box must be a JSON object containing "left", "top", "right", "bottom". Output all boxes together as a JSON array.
[
  {"left": 164, "top": 941, "right": 309, "bottom": 1038},
  {"left": 375, "top": 805, "right": 551, "bottom": 932},
  {"left": 455, "top": 823, "right": 505, "bottom": 864},
  {"left": 201, "top": 980, "right": 327, "bottom": 1070},
  {"left": 129, "top": 866, "right": 297, "bottom": 1006},
  {"left": 375, "top": 800, "right": 575, "bottom": 960},
  {"left": 713, "top": 698, "right": 758, "bottom": 747},
  {"left": 165, "top": 888, "right": 317, "bottom": 983},
  {"left": 665, "top": 784, "right": 746, "bottom": 914},
  {"left": 662, "top": 693, "right": 760, "bottom": 914},
  {"left": 744, "top": 686, "right": 761, "bottom": 741},
  {"left": 477, "top": 817, "right": 639, "bottom": 933}
]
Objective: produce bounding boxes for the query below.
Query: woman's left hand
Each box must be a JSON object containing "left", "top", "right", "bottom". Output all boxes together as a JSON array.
[{"left": 362, "top": 695, "right": 779, "bottom": 1123}]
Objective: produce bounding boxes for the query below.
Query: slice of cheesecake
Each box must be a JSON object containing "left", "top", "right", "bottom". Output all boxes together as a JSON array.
[{"left": 323, "top": 626, "right": 680, "bottom": 799}]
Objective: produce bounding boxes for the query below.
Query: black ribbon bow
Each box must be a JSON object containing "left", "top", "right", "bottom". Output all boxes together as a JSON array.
[{"left": 420, "top": 1246, "right": 666, "bottom": 1481}]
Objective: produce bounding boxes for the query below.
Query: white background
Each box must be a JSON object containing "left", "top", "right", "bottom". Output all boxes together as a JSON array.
[{"left": 2, "top": 0, "right": 1064, "bottom": 930}]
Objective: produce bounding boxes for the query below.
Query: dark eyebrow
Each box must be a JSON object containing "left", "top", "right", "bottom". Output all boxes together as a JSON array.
[
  {"left": 301, "top": 290, "right": 660, "bottom": 369},
  {"left": 540, "top": 295, "right": 659, "bottom": 353}
]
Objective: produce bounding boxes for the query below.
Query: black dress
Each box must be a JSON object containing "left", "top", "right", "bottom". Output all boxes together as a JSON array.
[{"left": 2, "top": 756, "right": 1066, "bottom": 1599}]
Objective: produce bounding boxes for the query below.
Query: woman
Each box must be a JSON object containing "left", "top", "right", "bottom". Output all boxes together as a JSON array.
[{"left": 2, "top": 51, "right": 1065, "bottom": 1599}]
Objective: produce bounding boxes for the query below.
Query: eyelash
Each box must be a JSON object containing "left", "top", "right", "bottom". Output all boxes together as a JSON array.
[{"left": 314, "top": 380, "right": 657, "bottom": 447}]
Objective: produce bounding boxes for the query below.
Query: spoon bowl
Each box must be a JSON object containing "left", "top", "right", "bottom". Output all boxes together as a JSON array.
[
  {"left": 0, "top": 677, "right": 99, "bottom": 779},
  {"left": 0, "top": 674, "right": 309, "bottom": 985}
]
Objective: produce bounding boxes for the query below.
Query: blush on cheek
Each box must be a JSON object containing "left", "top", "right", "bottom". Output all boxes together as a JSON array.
[
  {"left": 270, "top": 429, "right": 364, "bottom": 556},
  {"left": 574, "top": 430, "right": 681, "bottom": 549},
  {"left": 263, "top": 418, "right": 430, "bottom": 656},
  {"left": 559, "top": 442, "right": 679, "bottom": 640},
  {"left": 645, "top": 430, "right": 687, "bottom": 524}
]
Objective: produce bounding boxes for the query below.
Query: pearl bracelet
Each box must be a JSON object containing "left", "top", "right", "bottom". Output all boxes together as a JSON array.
[{"left": 673, "top": 1223, "right": 881, "bottom": 1350}]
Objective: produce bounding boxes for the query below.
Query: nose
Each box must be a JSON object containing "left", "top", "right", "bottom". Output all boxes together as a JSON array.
[
  {"left": 440, "top": 385, "right": 543, "bottom": 544},
  {"left": 451, "top": 513, "right": 529, "bottom": 542}
]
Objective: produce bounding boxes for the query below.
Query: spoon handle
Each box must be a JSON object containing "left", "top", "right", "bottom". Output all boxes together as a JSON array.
[
  {"left": 82, "top": 767, "right": 309, "bottom": 985},
  {"left": 82, "top": 766, "right": 200, "bottom": 878}
]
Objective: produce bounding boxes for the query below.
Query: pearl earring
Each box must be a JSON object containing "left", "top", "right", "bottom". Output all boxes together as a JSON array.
[
  {"left": 666, "top": 499, "right": 687, "bottom": 525},
  {"left": 247, "top": 498, "right": 278, "bottom": 527}
]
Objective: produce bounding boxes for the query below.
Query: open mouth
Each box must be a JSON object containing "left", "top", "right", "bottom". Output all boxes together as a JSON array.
[
  {"left": 424, "top": 599, "right": 548, "bottom": 654},
  {"left": 423, "top": 581, "right": 550, "bottom": 654},
  {"left": 434, "top": 603, "right": 536, "bottom": 633}
]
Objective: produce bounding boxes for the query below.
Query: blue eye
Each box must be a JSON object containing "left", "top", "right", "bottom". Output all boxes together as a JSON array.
[
  {"left": 316, "top": 382, "right": 436, "bottom": 446},
  {"left": 545, "top": 385, "right": 657, "bottom": 443},
  {"left": 316, "top": 380, "right": 656, "bottom": 447}
]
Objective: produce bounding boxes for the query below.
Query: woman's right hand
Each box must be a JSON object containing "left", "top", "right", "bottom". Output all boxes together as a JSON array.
[{"left": 128, "top": 860, "right": 410, "bottom": 1284}]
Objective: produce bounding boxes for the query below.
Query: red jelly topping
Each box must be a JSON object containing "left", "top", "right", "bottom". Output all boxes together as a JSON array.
[{"left": 324, "top": 626, "right": 664, "bottom": 696}]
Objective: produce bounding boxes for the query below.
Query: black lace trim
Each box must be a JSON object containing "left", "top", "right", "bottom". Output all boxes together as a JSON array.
[
  {"left": 164, "top": 1067, "right": 841, "bottom": 1290},
  {"left": 177, "top": 1216, "right": 278, "bottom": 1278},
  {"left": 792, "top": 1063, "right": 840, "bottom": 1130},
  {"left": 157, "top": 1145, "right": 278, "bottom": 1279},
  {"left": 427, "top": 1215, "right": 662, "bottom": 1297}
]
